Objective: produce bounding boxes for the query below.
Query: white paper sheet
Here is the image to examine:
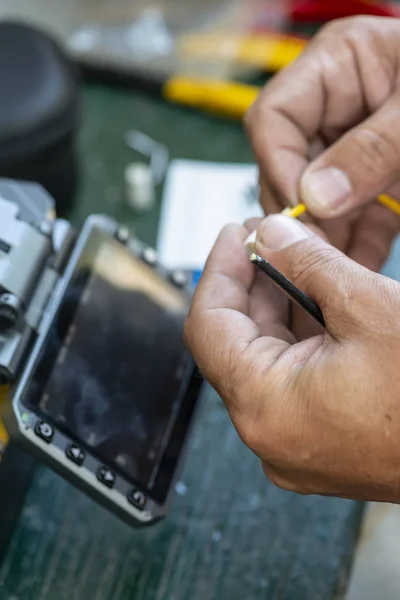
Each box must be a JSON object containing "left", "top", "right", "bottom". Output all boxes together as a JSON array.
[{"left": 157, "top": 160, "right": 262, "bottom": 271}]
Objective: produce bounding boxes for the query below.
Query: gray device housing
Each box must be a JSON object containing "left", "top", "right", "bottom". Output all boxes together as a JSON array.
[{"left": 0, "top": 180, "right": 202, "bottom": 526}]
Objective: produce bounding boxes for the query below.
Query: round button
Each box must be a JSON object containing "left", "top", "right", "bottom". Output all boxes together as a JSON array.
[
  {"left": 128, "top": 489, "right": 146, "bottom": 510},
  {"left": 34, "top": 420, "right": 54, "bottom": 443},
  {"left": 170, "top": 271, "right": 187, "bottom": 288},
  {"left": 116, "top": 226, "right": 130, "bottom": 244}
]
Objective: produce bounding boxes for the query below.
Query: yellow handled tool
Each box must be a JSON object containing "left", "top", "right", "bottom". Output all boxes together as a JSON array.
[
  {"left": 163, "top": 76, "right": 260, "bottom": 120},
  {"left": 178, "top": 32, "right": 307, "bottom": 73},
  {"left": 163, "top": 32, "right": 309, "bottom": 119}
]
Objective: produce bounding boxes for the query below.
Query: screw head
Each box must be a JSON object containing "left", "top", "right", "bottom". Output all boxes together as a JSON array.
[
  {"left": 142, "top": 247, "right": 158, "bottom": 267},
  {"left": 171, "top": 271, "right": 187, "bottom": 288},
  {"left": 116, "top": 226, "right": 130, "bottom": 244}
]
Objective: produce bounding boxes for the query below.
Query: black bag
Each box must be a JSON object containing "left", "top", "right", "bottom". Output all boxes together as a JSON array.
[{"left": 0, "top": 21, "right": 81, "bottom": 216}]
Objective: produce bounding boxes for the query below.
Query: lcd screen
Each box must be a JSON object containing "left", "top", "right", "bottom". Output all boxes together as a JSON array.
[{"left": 31, "top": 234, "right": 192, "bottom": 498}]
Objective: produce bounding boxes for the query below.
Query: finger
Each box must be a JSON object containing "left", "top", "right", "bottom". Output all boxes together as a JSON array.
[
  {"left": 255, "top": 214, "right": 378, "bottom": 339},
  {"left": 245, "top": 217, "right": 294, "bottom": 339},
  {"left": 249, "top": 271, "right": 294, "bottom": 343},
  {"left": 347, "top": 200, "right": 400, "bottom": 272},
  {"left": 301, "top": 91, "right": 400, "bottom": 218},
  {"left": 185, "top": 224, "right": 290, "bottom": 401},
  {"left": 244, "top": 217, "right": 262, "bottom": 232},
  {"left": 259, "top": 176, "right": 289, "bottom": 214},
  {"left": 189, "top": 224, "right": 254, "bottom": 315},
  {"left": 260, "top": 174, "right": 356, "bottom": 254},
  {"left": 244, "top": 19, "right": 395, "bottom": 209}
]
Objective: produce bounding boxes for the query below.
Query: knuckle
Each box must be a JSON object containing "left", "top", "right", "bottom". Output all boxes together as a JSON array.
[
  {"left": 351, "top": 128, "right": 400, "bottom": 175},
  {"left": 286, "top": 241, "right": 339, "bottom": 290},
  {"left": 342, "top": 18, "right": 370, "bottom": 44},
  {"left": 243, "top": 102, "right": 258, "bottom": 137},
  {"left": 317, "top": 16, "right": 370, "bottom": 40},
  {"left": 315, "top": 17, "right": 353, "bottom": 42},
  {"left": 244, "top": 95, "right": 274, "bottom": 141},
  {"left": 342, "top": 15, "right": 375, "bottom": 34},
  {"left": 216, "top": 223, "right": 245, "bottom": 245},
  {"left": 244, "top": 97, "right": 271, "bottom": 146}
]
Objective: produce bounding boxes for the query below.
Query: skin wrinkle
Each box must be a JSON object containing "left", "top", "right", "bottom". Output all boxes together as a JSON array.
[
  {"left": 343, "top": 35, "right": 369, "bottom": 120},
  {"left": 318, "top": 48, "right": 364, "bottom": 141},
  {"left": 205, "top": 272, "right": 251, "bottom": 313}
]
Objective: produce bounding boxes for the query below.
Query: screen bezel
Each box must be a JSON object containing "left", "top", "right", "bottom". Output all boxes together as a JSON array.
[{"left": 21, "top": 225, "right": 200, "bottom": 504}]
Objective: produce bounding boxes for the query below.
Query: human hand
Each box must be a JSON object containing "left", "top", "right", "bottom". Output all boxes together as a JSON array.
[
  {"left": 245, "top": 16, "right": 400, "bottom": 272},
  {"left": 185, "top": 214, "right": 400, "bottom": 502}
]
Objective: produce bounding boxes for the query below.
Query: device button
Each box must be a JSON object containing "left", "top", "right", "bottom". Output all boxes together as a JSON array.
[
  {"left": 170, "top": 270, "right": 187, "bottom": 288},
  {"left": 142, "top": 247, "right": 158, "bottom": 267},
  {"left": 66, "top": 444, "right": 85, "bottom": 466},
  {"left": 34, "top": 420, "right": 54, "bottom": 443},
  {"left": 97, "top": 466, "right": 115, "bottom": 489},
  {"left": 127, "top": 489, "right": 146, "bottom": 510},
  {"left": 116, "top": 226, "right": 130, "bottom": 244}
]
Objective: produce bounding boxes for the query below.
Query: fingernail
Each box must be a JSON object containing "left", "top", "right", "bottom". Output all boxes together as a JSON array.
[
  {"left": 244, "top": 230, "right": 257, "bottom": 254},
  {"left": 257, "top": 214, "right": 313, "bottom": 251},
  {"left": 301, "top": 167, "right": 352, "bottom": 215}
]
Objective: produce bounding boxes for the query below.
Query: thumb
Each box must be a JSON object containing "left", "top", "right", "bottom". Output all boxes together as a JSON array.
[
  {"left": 300, "top": 93, "right": 400, "bottom": 219},
  {"left": 255, "top": 214, "right": 373, "bottom": 339}
]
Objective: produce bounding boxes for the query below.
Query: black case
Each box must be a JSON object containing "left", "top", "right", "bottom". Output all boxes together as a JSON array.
[{"left": 0, "top": 21, "right": 81, "bottom": 216}]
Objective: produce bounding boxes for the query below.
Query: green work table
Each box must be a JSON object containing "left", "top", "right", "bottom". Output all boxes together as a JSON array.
[{"left": 0, "top": 85, "right": 365, "bottom": 600}]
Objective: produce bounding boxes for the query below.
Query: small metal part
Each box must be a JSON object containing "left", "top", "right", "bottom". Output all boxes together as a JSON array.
[
  {"left": 249, "top": 253, "right": 325, "bottom": 328},
  {"left": 125, "top": 130, "right": 169, "bottom": 186},
  {"left": 116, "top": 226, "right": 130, "bottom": 244},
  {"left": 127, "top": 488, "right": 146, "bottom": 510},
  {"left": 170, "top": 270, "right": 187, "bottom": 288},
  {"left": 124, "top": 162, "right": 156, "bottom": 213},
  {"left": 141, "top": 247, "right": 158, "bottom": 267},
  {"left": 0, "top": 293, "right": 21, "bottom": 330}
]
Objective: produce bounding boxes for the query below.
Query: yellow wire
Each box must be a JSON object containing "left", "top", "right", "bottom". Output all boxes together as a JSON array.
[
  {"left": 282, "top": 195, "right": 400, "bottom": 219},
  {"left": 282, "top": 204, "right": 307, "bottom": 218},
  {"left": 377, "top": 194, "right": 400, "bottom": 217}
]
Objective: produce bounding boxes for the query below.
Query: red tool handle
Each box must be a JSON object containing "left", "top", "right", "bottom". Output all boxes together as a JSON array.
[{"left": 290, "top": 0, "right": 399, "bottom": 22}]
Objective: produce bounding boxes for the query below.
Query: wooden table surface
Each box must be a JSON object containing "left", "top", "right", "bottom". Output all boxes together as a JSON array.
[{"left": 0, "top": 85, "right": 366, "bottom": 600}]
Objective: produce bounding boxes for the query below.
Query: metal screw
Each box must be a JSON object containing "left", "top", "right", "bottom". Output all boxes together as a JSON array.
[
  {"left": 142, "top": 247, "right": 158, "bottom": 267},
  {"left": 116, "top": 226, "right": 130, "bottom": 244},
  {"left": 171, "top": 271, "right": 187, "bottom": 288}
]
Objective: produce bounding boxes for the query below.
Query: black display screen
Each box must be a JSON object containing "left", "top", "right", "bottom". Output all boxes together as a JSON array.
[{"left": 25, "top": 228, "right": 199, "bottom": 502}]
